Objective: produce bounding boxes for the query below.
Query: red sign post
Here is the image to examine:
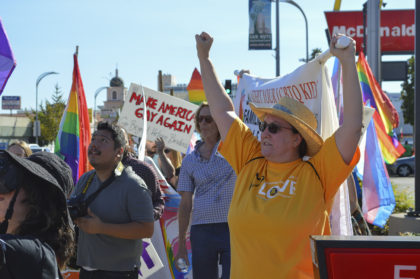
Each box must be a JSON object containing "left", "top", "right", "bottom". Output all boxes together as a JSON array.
[{"left": 325, "top": 10, "right": 414, "bottom": 54}]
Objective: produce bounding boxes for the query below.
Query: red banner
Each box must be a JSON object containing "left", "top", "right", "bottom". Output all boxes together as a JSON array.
[{"left": 325, "top": 10, "right": 414, "bottom": 54}]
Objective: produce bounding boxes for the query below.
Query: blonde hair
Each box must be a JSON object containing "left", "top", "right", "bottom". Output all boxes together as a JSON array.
[
  {"left": 168, "top": 150, "right": 182, "bottom": 169},
  {"left": 8, "top": 140, "right": 32, "bottom": 157}
]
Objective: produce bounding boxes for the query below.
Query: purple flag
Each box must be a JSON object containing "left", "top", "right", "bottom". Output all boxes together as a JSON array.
[{"left": 0, "top": 18, "right": 16, "bottom": 96}]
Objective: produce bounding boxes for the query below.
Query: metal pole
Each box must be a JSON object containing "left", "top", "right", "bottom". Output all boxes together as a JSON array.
[
  {"left": 282, "top": 0, "right": 308, "bottom": 63},
  {"left": 363, "top": 2, "right": 367, "bottom": 55},
  {"left": 35, "top": 84, "right": 39, "bottom": 144},
  {"left": 366, "top": 0, "right": 381, "bottom": 81},
  {"left": 275, "top": 0, "right": 280, "bottom": 76},
  {"left": 414, "top": 0, "right": 420, "bottom": 213},
  {"left": 94, "top": 86, "right": 107, "bottom": 131},
  {"left": 35, "top": 71, "right": 58, "bottom": 144},
  {"left": 158, "top": 70, "right": 164, "bottom": 92}
]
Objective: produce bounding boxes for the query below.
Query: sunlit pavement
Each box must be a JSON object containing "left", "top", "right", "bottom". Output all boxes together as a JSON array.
[{"left": 390, "top": 175, "right": 415, "bottom": 200}]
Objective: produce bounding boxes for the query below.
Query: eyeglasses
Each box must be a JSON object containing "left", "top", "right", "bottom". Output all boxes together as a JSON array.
[
  {"left": 259, "top": 121, "right": 293, "bottom": 134},
  {"left": 198, "top": 115, "right": 213, "bottom": 124}
]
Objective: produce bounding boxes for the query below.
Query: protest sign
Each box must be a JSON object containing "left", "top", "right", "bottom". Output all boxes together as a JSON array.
[
  {"left": 139, "top": 239, "right": 164, "bottom": 277},
  {"left": 118, "top": 83, "right": 199, "bottom": 153},
  {"left": 235, "top": 59, "right": 324, "bottom": 138}
]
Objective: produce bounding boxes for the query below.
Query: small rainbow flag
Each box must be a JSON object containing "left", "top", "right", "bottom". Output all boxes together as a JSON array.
[
  {"left": 186, "top": 68, "right": 206, "bottom": 104},
  {"left": 357, "top": 52, "right": 405, "bottom": 164},
  {"left": 55, "top": 53, "right": 92, "bottom": 183}
]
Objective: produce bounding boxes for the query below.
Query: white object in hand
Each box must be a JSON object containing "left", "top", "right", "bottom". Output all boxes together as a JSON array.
[
  {"left": 335, "top": 36, "right": 351, "bottom": 49},
  {"left": 177, "top": 258, "right": 189, "bottom": 273}
]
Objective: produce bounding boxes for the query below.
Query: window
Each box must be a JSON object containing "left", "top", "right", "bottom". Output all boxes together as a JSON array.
[{"left": 112, "top": 91, "right": 117, "bottom": 100}]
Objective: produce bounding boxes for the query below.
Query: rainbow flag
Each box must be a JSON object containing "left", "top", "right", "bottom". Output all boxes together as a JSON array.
[
  {"left": 187, "top": 68, "right": 206, "bottom": 104},
  {"left": 357, "top": 52, "right": 404, "bottom": 164},
  {"left": 0, "top": 18, "right": 16, "bottom": 96},
  {"left": 55, "top": 54, "right": 92, "bottom": 183}
]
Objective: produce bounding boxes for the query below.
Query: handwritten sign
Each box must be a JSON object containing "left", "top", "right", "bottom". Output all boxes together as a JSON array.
[{"left": 118, "top": 83, "right": 199, "bottom": 153}]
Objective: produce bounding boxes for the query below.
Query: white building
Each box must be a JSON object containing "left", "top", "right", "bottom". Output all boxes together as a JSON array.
[{"left": 97, "top": 69, "right": 127, "bottom": 124}]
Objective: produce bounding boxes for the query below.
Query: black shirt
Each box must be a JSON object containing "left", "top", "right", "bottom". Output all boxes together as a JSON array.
[{"left": 0, "top": 235, "right": 62, "bottom": 279}]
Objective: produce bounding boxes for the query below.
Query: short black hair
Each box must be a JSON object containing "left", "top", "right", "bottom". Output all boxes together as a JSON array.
[{"left": 96, "top": 121, "right": 126, "bottom": 150}]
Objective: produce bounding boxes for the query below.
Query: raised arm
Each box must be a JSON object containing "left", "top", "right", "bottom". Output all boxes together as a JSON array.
[
  {"left": 155, "top": 137, "right": 175, "bottom": 180},
  {"left": 196, "top": 32, "right": 237, "bottom": 140},
  {"left": 331, "top": 34, "right": 363, "bottom": 164}
]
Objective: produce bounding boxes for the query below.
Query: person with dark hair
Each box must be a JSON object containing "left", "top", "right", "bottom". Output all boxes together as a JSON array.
[
  {"left": 195, "top": 32, "right": 362, "bottom": 278},
  {"left": 121, "top": 128, "right": 165, "bottom": 220},
  {"left": 174, "top": 102, "right": 236, "bottom": 279},
  {"left": 0, "top": 150, "right": 75, "bottom": 278},
  {"left": 71, "top": 121, "right": 154, "bottom": 279}
]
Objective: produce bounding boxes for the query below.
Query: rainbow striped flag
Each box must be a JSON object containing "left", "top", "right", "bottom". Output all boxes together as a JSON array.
[
  {"left": 187, "top": 68, "right": 206, "bottom": 104},
  {"left": 55, "top": 54, "right": 92, "bottom": 183},
  {"left": 357, "top": 52, "right": 405, "bottom": 164}
]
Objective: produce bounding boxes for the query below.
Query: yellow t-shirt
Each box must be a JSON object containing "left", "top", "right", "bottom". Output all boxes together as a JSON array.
[{"left": 219, "top": 118, "right": 360, "bottom": 279}]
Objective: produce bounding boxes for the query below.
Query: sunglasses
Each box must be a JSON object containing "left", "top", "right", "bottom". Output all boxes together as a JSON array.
[
  {"left": 198, "top": 115, "right": 213, "bottom": 124},
  {"left": 164, "top": 149, "right": 171, "bottom": 154},
  {"left": 259, "top": 121, "right": 293, "bottom": 134}
]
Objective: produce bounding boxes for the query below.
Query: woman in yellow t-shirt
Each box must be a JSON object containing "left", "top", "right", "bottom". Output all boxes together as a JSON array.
[{"left": 195, "top": 32, "right": 362, "bottom": 279}]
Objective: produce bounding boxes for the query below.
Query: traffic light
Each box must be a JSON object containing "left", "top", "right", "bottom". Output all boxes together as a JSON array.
[{"left": 224, "top": 79, "right": 232, "bottom": 95}]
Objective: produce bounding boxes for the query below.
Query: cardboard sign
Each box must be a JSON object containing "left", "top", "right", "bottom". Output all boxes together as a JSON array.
[{"left": 118, "top": 84, "right": 199, "bottom": 153}]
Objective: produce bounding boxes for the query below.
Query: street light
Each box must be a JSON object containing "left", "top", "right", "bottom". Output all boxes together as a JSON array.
[
  {"left": 35, "top": 71, "right": 58, "bottom": 144},
  {"left": 93, "top": 86, "right": 107, "bottom": 130},
  {"left": 273, "top": 0, "right": 309, "bottom": 76}
]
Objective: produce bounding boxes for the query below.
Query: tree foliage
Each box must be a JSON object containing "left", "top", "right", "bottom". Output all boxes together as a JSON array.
[
  {"left": 300, "top": 48, "right": 322, "bottom": 62},
  {"left": 400, "top": 56, "right": 414, "bottom": 126},
  {"left": 27, "top": 84, "right": 66, "bottom": 145}
]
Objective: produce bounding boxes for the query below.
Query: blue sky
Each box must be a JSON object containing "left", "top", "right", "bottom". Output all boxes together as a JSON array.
[{"left": 1, "top": 0, "right": 414, "bottom": 113}]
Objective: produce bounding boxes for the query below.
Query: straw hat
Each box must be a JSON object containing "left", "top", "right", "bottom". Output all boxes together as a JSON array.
[{"left": 249, "top": 97, "right": 323, "bottom": 156}]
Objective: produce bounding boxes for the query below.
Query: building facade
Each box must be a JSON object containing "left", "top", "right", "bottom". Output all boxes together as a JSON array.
[{"left": 97, "top": 69, "right": 127, "bottom": 124}]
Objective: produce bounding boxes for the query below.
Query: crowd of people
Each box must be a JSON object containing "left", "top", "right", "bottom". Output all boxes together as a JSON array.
[{"left": 0, "top": 31, "right": 362, "bottom": 279}]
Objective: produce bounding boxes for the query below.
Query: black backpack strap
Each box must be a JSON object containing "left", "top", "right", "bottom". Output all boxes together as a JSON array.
[
  {"left": 304, "top": 160, "right": 321, "bottom": 182},
  {"left": 84, "top": 174, "right": 117, "bottom": 207}
]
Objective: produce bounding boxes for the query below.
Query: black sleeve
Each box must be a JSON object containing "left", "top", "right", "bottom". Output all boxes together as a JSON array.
[{"left": 0, "top": 235, "right": 60, "bottom": 279}]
